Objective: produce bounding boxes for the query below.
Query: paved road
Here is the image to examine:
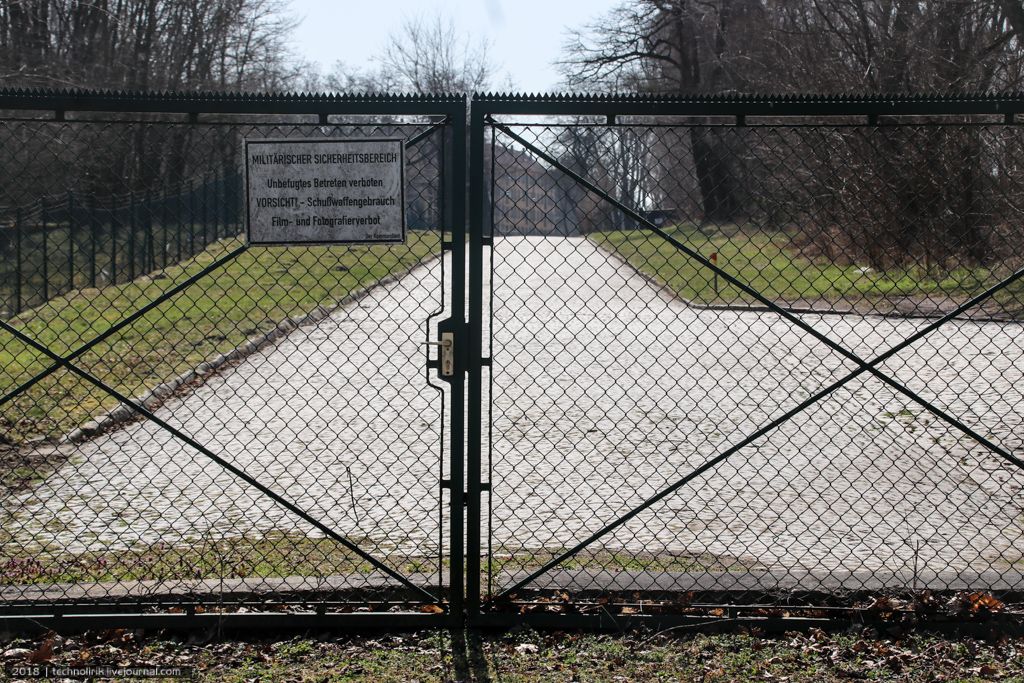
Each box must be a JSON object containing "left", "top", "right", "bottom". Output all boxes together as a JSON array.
[
  {"left": 489, "top": 237, "right": 1024, "bottom": 581},
  {"left": 6, "top": 255, "right": 448, "bottom": 566},
  {"left": 7, "top": 236, "right": 1024, "bottom": 585}
]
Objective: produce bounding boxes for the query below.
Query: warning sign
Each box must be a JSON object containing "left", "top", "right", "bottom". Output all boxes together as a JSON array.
[{"left": 245, "top": 137, "right": 405, "bottom": 245}]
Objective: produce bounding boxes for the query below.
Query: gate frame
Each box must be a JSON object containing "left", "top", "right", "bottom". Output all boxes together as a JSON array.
[
  {"left": 0, "top": 88, "right": 467, "bottom": 631},
  {"left": 468, "top": 92, "right": 1024, "bottom": 626},
  {"left": 6, "top": 90, "right": 1024, "bottom": 631}
]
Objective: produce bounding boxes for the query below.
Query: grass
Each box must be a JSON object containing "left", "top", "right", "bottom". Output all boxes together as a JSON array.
[
  {"left": 0, "top": 230, "right": 440, "bottom": 445},
  {"left": 591, "top": 223, "right": 1024, "bottom": 315},
  {"left": 0, "top": 532, "right": 441, "bottom": 585},
  {"left": 0, "top": 537, "right": 749, "bottom": 587},
  {"left": 3, "top": 628, "right": 1022, "bottom": 681}
]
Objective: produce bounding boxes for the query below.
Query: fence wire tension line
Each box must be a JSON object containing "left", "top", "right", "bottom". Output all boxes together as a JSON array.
[{"left": 1, "top": 89, "right": 1023, "bottom": 632}]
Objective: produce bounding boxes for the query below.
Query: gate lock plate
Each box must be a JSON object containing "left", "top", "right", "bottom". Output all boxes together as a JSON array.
[{"left": 426, "top": 332, "right": 455, "bottom": 377}]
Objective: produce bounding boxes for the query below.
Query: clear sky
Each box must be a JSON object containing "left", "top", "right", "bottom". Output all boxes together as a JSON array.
[{"left": 287, "top": 0, "right": 620, "bottom": 93}]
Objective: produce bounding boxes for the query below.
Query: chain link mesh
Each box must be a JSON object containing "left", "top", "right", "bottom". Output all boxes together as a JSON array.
[
  {"left": 0, "top": 111, "right": 452, "bottom": 610},
  {"left": 4, "top": 95, "right": 1024, "bottom": 620},
  {"left": 485, "top": 118, "right": 1024, "bottom": 609}
]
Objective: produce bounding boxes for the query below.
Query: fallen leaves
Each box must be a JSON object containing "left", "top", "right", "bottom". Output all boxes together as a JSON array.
[
  {"left": 0, "top": 626, "right": 1022, "bottom": 681},
  {"left": 973, "top": 663, "right": 1002, "bottom": 677},
  {"left": 27, "top": 637, "right": 54, "bottom": 664},
  {"left": 951, "top": 591, "right": 1005, "bottom": 616}
]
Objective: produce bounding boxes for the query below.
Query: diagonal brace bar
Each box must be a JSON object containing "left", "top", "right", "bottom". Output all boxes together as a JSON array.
[
  {"left": 489, "top": 120, "right": 1024, "bottom": 599},
  {"left": 493, "top": 261, "right": 1024, "bottom": 600},
  {"left": 491, "top": 120, "right": 1024, "bottom": 473},
  {"left": 1, "top": 123, "right": 442, "bottom": 412},
  {"left": 0, "top": 318, "right": 439, "bottom": 603},
  {"left": 0, "top": 121, "right": 438, "bottom": 411},
  {"left": 0, "top": 244, "right": 250, "bottom": 410},
  {"left": 404, "top": 118, "right": 448, "bottom": 149}
]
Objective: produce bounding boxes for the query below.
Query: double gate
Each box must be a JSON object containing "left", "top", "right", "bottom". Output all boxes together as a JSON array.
[{"left": 1, "top": 90, "right": 1024, "bottom": 629}]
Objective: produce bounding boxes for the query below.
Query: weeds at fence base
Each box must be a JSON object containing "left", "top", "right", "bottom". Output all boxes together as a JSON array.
[
  {"left": 485, "top": 587, "right": 1022, "bottom": 627},
  {"left": 0, "top": 532, "right": 444, "bottom": 586},
  {"left": 4, "top": 625, "right": 1023, "bottom": 682}
]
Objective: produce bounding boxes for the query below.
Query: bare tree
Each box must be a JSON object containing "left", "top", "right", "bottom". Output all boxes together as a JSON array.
[
  {"left": 382, "top": 14, "right": 493, "bottom": 93},
  {"left": 560, "top": 0, "right": 1024, "bottom": 265},
  {"left": 561, "top": 2, "right": 758, "bottom": 224},
  {"left": 0, "top": 0, "right": 304, "bottom": 205},
  {"left": 0, "top": 0, "right": 300, "bottom": 92},
  {"left": 325, "top": 13, "right": 494, "bottom": 94}
]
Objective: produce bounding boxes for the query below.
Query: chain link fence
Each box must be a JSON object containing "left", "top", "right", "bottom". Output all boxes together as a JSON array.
[
  {"left": 1, "top": 172, "right": 240, "bottom": 317},
  {"left": 479, "top": 104, "right": 1024, "bottom": 617},
  {"left": 2, "top": 91, "right": 1024, "bottom": 628},
  {"left": 0, "top": 93, "right": 460, "bottom": 618}
]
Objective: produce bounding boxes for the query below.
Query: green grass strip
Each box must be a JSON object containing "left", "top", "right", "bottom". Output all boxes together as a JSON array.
[
  {"left": 591, "top": 224, "right": 1022, "bottom": 314},
  {"left": 0, "top": 232, "right": 439, "bottom": 445}
]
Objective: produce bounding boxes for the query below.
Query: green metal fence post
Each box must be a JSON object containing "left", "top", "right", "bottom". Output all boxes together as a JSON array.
[
  {"left": 448, "top": 98, "right": 468, "bottom": 622},
  {"left": 213, "top": 169, "right": 220, "bottom": 239},
  {"left": 67, "top": 190, "right": 76, "bottom": 292},
  {"left": 202, "top": 173, "right": 209, "bottom": 248},
  {"left": 160, "top": 187, "right": 169, "bottom": 269},
  {"left": 176, "top": 186, "right": 183, "bottom": 262},
  {"left": 110, "top": 196, "right": 118, "bottom": 285},
  {"left": 189, "top": 181, "right": 196, "bottom": 256},
  {"left": 14, "top": 208, "right": 22, "bottom": 315},
  {"left": 219, "top": 169, "right": 227, "bottom": 239},
  {"left": 145, "top": 189, "right": 155, "bottom": 273},
  {"left": 466, "top": 96, "right": 484, "bottom": 622},
  {"left": 40, "top": 198, "right": 49, "bottom": 302},
  {"left": 229, "top": 171, "right": 237, "bottom": 235},
  {"left": 89, "top": 195, "right": 98, "bottom": 288},
  {"left": 128, "top": 191, "right": 136, "bottom": 281}
]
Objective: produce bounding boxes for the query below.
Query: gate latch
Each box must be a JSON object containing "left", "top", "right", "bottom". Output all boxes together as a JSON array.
[{"left": 425, "top": 332, "right": 455, "bottom": 377}]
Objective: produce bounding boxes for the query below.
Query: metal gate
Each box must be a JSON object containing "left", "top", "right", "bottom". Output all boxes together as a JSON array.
[
  {"left": 0, "top": 90, "right": 465, "bottom": 629},
  {"left": 469, "top": 94, "right": 1024, "bottom": 626},
  {"left": 3, "top": 90, "right": 1024, "bottom": 630}
]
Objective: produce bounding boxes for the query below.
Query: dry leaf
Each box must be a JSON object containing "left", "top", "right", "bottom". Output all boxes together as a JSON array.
[
  {"left": 951, "top": 591, "right": 1004, "bottom": 615},
  {"left": 967, "top": 592, "right": 1004, "bottom": 613},
  {"left": 867, "top": 596, "right": 895, "bottom": 613},
  {"left": 28, "top": 639, "right": 53, "bottom": 664}
]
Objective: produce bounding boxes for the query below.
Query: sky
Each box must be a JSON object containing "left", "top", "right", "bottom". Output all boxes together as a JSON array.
[{"left": 287, "top": 0, "right": 621, "bottom": 93}]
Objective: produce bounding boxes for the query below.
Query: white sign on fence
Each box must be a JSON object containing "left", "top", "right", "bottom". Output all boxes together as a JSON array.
[{"left": 244, "top": 137, "right": 405, "bottom": 245}]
